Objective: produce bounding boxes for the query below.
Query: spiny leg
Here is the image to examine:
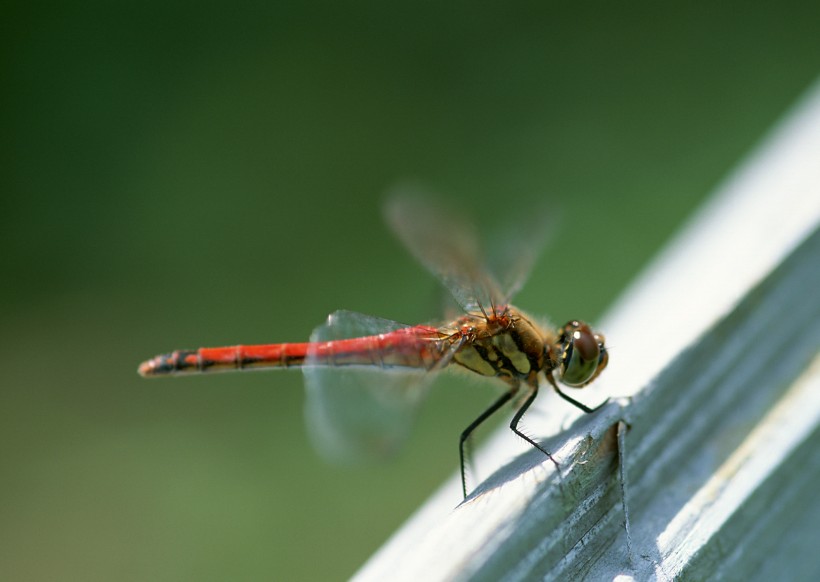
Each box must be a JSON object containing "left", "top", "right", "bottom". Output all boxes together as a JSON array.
[
  {"left": 509, "top": 379, "right": 562, "bottom": 477},
  {"left": 546, "top": 374, "right": 609, "bottom": 414},
  {"left": 459, "top": 384, "right": 518, "bottom": 499}
]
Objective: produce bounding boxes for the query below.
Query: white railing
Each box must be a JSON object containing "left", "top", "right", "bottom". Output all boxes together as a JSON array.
[{"left": 354, "top": 78, "right": 820, "bottom": 581}]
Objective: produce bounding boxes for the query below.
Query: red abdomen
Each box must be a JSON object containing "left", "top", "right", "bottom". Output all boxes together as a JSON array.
[{"left": 137, "top": 325, "right": 446, "bottom": 377}]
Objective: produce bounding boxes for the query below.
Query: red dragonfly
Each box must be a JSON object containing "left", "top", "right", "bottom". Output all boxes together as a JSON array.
[{"left": 138, "top": 193, "right": 609, "bottom": 498}]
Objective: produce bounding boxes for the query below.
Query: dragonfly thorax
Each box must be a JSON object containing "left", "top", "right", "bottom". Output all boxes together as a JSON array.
[{"left": 451, "top": 307, "right": 547, "bottom": 380}]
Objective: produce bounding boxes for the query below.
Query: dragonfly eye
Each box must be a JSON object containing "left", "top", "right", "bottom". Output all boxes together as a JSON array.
[{"left": 559, "top": 322, "right": 608, "bottom": 387}]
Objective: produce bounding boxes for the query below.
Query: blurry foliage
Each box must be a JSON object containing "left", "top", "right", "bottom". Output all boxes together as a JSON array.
[{"left": 2, "top": 1, "right": 820, "bottom": 579}]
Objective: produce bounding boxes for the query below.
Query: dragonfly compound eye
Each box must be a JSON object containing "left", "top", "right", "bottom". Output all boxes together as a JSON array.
[{"left": 559, "top": 322, "right": 607, "bottom": 387}]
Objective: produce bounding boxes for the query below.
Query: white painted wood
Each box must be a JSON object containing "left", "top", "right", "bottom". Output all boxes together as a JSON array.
[{"left": 354, "top": 79, "right": 820, "bottom": 582}]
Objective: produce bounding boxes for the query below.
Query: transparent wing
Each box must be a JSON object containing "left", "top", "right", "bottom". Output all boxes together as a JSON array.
[
  {"left": 487, "top": 201, "right": 557, "bottom": 302},
  {"left": 385, "top": 185, "right": 555, "bottom": 311},
  {"left": 385, "top": 189, "right": 501, "bottom": 312},
  {"left": 303, "top": 310, "right": 453, "bottom": 463}
]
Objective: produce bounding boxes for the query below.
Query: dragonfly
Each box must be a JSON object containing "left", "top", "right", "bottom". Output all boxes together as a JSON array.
[{"left": 138, "top": 192, "right": 609, "bottom": 499}]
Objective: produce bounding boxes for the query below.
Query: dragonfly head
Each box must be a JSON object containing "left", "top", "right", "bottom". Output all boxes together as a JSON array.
[{"left": 556, "top": 321, "right": 608, "bottom": 387}]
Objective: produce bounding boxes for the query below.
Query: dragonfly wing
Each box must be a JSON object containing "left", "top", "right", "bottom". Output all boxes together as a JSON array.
[
  {"left": 303, "top": 310, "right": 451, "bottom": 463},
  {"left": 385, "top": 186, "right": 555, "bottom": 309},
  {"left": 385, "top": 187, "right": 503, "bottom": 312},
  {"left": 487, "top": 203, "right": 557, "bottom": 303}
]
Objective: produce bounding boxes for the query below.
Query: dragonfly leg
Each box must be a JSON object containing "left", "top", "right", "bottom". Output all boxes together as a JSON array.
[
  {"left": 459, "top": 383, "right": 518, "bottom": 499},
  {"left": 546, "top": 374, "right": 609, "bottom": 414},
  {"left": 509, "top": 378, "right": 562, "bottom": 477}
]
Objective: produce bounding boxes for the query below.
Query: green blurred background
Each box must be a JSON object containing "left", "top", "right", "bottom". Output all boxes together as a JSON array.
[{"left": 3, "top": 2, "right": 819, "bottom": 579}]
